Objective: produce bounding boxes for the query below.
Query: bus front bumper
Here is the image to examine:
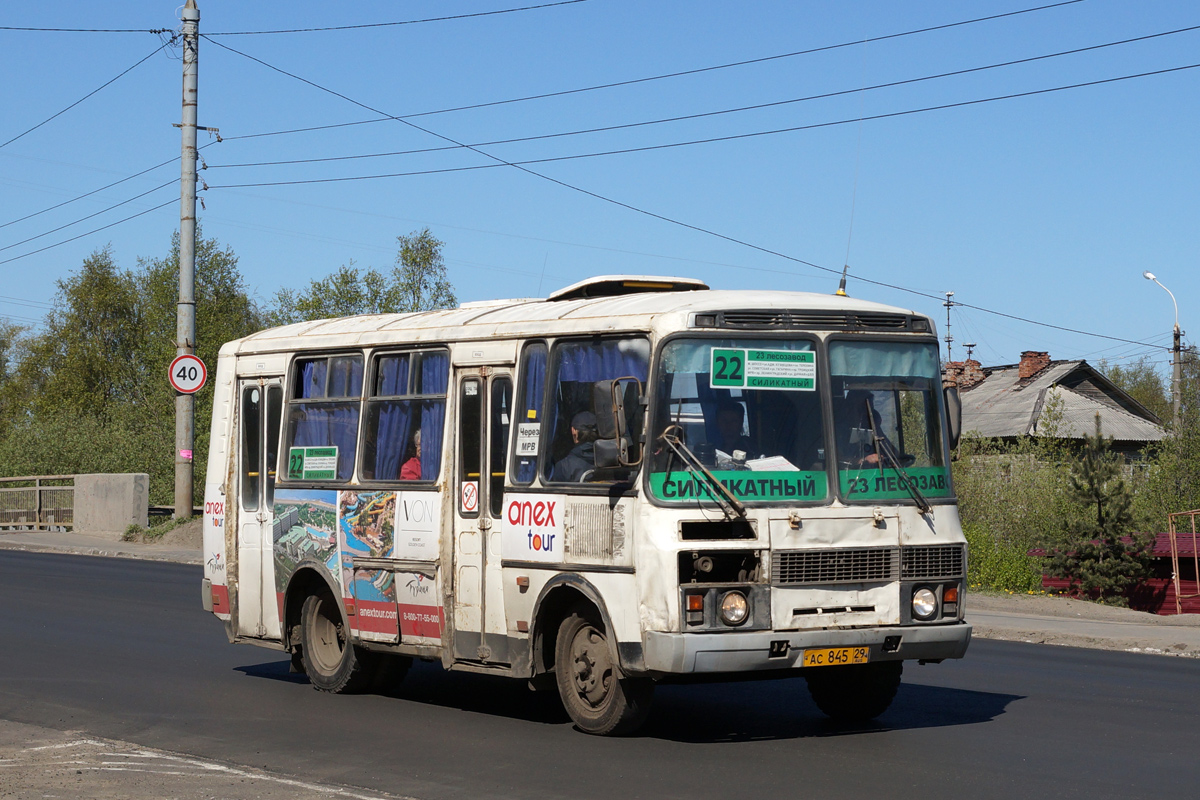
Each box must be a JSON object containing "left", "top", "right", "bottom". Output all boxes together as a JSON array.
[{"left": 641, "top": 622, "right": 971, "bottom": 674}]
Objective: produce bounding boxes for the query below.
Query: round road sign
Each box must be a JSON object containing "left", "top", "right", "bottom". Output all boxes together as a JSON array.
[{"left": 169, "top": 354, "right": 208, "bottom": 394}]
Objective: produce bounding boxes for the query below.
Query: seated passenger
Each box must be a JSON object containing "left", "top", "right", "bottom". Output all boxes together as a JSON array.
[
  {"left": 399, "top": 429, "right": 421, "bottom": 480},
  {"left": 714, "top": 400, "right": 754, "bottom": 459},
  {"left": 551, "top": 411, "right": 598, "bottom": 482}
]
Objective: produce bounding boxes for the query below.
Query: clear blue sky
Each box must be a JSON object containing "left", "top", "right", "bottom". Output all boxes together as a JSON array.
[{"left": 1, "top": 1, "right": 1196, "bottom": 375}]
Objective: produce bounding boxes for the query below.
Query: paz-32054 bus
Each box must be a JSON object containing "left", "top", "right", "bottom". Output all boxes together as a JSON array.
[{"left": 202, "top": 275, "right": 970, "bottom": 735}]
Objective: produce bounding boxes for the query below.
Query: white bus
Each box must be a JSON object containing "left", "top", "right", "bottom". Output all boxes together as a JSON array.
[{"left": 202, "top": 275, "right": 970, "bottom": 735}]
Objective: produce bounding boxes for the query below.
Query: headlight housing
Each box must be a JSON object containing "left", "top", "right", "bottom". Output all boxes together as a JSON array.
[
  {"left": 719, "top": 591, "right": 749, "bottom": 626},
  {"left": 912, "top": 587, "right": 938, "bottom": 620}
]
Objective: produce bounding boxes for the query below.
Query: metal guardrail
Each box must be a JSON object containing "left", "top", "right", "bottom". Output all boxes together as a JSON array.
[{"left": 0, "top": 475, "right": 74, "bottom": 530}]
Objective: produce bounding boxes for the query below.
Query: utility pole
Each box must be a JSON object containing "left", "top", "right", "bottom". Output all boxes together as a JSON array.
[
  {"left": 943, "top": 291, "right": 955, "bottom": 362},
  {"left": 1172, "top": 322, "right": 1182, "bottom": 429},
  {"left": 176, "top": 0, "right": 199, "bottom": 518}
]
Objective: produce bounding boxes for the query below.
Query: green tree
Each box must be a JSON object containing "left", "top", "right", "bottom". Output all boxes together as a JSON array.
[
  {"left": 1136, "top": 348, "right": 1200, "bottom": 523},
  {"left": 1046, "top": 414, "right": 1152, "bottom": 605},
  {"left": 0, "top": 232, "right": 264, "bottom": 506},
  {"left": 269, "top": 228, "right": 457, "bottom": 325},
  {"left": 1098, "top": 356, "right": 1171, "bottom": 424}
]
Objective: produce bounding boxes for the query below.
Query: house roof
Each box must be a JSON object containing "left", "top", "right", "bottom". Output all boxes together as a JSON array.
[{"left": 959, "top": 359, "right": 1166, "bottom": 443}]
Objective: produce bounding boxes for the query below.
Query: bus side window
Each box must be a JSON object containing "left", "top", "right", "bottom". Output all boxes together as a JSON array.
[
  {"left": 284, "top": 354, "right": 363, "bottom": 482},
  {"left": 490, "top": 377, "right": 513, "bottom": 517},
  {"left": 361, "top": 349, "right": 449, "bottom": 482},
  {"left": 512, "top": 342, "right": 547, "bottom": 485},
  {"left": 542, "top": 337, "right": 649, "bottom": 484}
]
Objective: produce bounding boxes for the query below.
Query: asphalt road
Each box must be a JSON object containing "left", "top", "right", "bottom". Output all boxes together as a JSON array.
[{"left": 1, "top": 551, "right": 1197, "bottom": 800}]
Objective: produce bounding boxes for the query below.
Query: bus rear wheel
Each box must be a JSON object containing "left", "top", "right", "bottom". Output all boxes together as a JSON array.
[
  {"left": 554, "top": 611, "right": 653, "bottom": 736},
  {"left": 805, "top": 660, "right": 902, "bottom": 722},
  {"left": 300, "top": 592, "right": 376, "bottom": 694}
]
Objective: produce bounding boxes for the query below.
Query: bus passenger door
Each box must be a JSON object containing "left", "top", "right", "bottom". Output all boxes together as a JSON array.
[
  {"left": 235, "top": 377, "right": 283, "bottom": 639},
  {"left": 452, "top": 368, "right": 514, "bottom": 663}
]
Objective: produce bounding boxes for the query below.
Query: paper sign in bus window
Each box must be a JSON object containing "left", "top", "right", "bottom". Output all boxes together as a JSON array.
[{"left": 287, "top": 446, "right": 338, "bottom": 480}]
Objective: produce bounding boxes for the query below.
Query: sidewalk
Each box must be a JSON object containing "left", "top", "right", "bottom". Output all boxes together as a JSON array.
[
  {"left": 0, "top": 529, "right": 203, "bottom": 565},
  {"left": 3, "top": 528, "right": 1199, "bottom": 658}
]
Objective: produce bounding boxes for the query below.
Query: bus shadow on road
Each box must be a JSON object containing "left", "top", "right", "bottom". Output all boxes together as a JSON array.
[
  {"left": 234, "top": 660, "right": 1020, "bottom": 739},
  {"left": 643, "top": 679, "right": 1023, "bottom": 743}
]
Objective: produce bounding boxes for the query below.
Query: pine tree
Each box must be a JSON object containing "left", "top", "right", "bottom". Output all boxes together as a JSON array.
[{"left": 1046, "top": 413, "right": 1152, "bottom": 605}]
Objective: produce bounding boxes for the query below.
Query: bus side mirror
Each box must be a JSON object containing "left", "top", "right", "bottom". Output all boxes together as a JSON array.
[
  {"left": 943, "top": 385, "right": 962, "bottom": 450},
  {"left": 594, "top": 377, "right": 645, "bottom": 467}
]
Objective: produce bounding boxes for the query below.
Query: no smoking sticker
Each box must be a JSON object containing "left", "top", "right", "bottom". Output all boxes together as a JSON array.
[{"left": 461, "top": 481, "right": 479, "bottom": 513}]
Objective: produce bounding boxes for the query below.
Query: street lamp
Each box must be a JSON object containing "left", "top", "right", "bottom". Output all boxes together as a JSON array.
[{"left": 1143, "top": 270, "right": 1182, "bottom": 429}]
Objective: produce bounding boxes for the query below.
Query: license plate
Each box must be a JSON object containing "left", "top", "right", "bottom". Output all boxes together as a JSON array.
[{"left": 801, "top": 646, "right": 870, "bottom": 667}]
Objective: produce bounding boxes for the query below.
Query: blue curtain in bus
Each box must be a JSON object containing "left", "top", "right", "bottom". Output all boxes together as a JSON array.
[
  {"left": 556, "top": 340, "right": 649, "bottom": 383},
  {"left": 371, "top": 401, "right": 413, "bottom": 480},
  {"left": 292, "top": 404, "right": 359, "bottom": 480},
  {"left": 376, "top": 354, "right": 410, "bottom": 396},
  {"left": 516, "top": 345, "right": 547, "bottom": 483},
  {"left": 300, "top": 360, "right": 326, "bottom": 399},
  {"left": 418, "top": 352, "right": 449, "bottom": 481}
]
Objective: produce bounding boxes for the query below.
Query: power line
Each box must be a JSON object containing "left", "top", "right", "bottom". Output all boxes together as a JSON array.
[
  {"left": 205, "top": 1, "right": 588, "bottom": 35},
  {"left": 0, "top": 199, "right": 176, "bottom": 267},
  {"left": 203, "top": 37, "right": 1169, "bottom": 353},
  {"left": 0, "top": 294, "right": 53, "bottom": 310},
  {"left": 0, "top": 141, "right": 216, "bottom": 230},
  {"left": 0, "top": 179, "right": 176, "bottom": 253},
  {"left": 0, "top": 41, "right": 170, "bottom": 149},
  {"left": 0, "top": 26, "right": 171, "bottom": 34},
  {"left": 210, "top": 23, "right": 1200, "bottom": 171},
  {"left": 219, "top": 0, "right": 1090, "bottom": 143},
  {"left": 206, "top": 60, "right": 1200, "bottom": 185}
]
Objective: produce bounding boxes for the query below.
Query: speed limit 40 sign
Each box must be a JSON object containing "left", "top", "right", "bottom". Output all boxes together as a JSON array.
[{"left": 169, "top": 354, "right": 208, "bottom": 394}]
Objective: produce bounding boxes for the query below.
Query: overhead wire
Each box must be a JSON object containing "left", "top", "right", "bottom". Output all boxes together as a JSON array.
[
  {"left": 218, "top": 0, "right": 1092, "bottom": 142},
  {"left": 0, "top": 40, "right": 171, "bottom": 149},
  {"left": 203, "top": 36, "right": 1174, "bottom": 352},
  {"left": 204, "top": 1, "right": 589, "bottom": 35},
  {"left": 208, "top": 23, "right": 1200, "bottom": 171},
  {"left": 0, "top": 26, "right": 171, "bottom": 34},
  {"left": 0, "top": 199, "right": 177, "bottom": 267},
  {"left": 0, "top": 179, "right": 177, "bottom": 253},
  {"left": 204, "top": 61, "right": 1200, "bottom": 186}
]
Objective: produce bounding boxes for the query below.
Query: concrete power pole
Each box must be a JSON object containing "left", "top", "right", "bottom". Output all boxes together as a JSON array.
[
  {"left": 1172, "top": 322, "right": 1182, "bottom": 430},
  {"left": 176, "top": 0, "right": 199, "bottom": 518}
]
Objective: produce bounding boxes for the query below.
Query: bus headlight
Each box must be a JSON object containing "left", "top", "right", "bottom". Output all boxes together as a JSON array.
[
  {"left": 720, "top": 591, "right": 749, "bottom": 626},
  {"left": 912, "top": 587, "right": 938, "bottom": 620}
]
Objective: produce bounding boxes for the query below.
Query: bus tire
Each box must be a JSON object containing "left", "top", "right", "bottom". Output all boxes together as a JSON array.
[
  {"left": 554, "top": 611, "right": 653, "bottom": 735},
  {"left": 300, "top": 592, "right": 375, "bottom": 694},
  {"left": 805, "top": 660, "right": 902, "bottom": 722}
]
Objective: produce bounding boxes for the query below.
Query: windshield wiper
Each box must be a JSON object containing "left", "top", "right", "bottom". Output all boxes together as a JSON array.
[
  {"left": 865, "top": 399, "right": 932, "bottom": 514},
  {"left": 659, "top": 425, "right": 746, "bottom": 520}
]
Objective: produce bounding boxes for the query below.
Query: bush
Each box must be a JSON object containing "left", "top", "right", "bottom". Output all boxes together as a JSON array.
[{"left": 963, "top": 522, "right": 1043, "bottom": 592}]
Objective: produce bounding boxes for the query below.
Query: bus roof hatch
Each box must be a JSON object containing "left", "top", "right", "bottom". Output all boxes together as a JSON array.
[{"left": 548, "top": 275, "right": 709, "bottom": 302}]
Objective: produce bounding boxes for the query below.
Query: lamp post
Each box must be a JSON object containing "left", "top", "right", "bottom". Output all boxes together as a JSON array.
[{"left": 1143, "top": 270, "right": 1182, "bottom": 429}]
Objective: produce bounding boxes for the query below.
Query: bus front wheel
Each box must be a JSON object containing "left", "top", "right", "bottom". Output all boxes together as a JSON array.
[
  {"left": 300, "top": 592, "right": 376, "bottom": 694},
  {"left": 805, "top": 660, "right": 902, "bottom": 722},
  {"left": 554, "top": 611, "right": 653, "bottom": 735}
]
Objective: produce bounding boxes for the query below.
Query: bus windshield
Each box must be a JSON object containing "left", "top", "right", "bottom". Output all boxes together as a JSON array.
[
  {"left": 829, "top": 340, "right": 951, "bottom": 503},
  {"left": 649, "top": 337, "right": 828, "bottom": 504}
]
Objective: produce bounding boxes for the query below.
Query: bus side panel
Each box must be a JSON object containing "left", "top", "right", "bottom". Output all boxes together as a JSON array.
[{"left": 203, "top": 352, "right": 237, "bottom": 619}]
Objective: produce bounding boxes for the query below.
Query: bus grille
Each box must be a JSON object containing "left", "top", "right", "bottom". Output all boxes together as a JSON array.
[
  {"left": 772, "top": 547, "right": 899, "bottom": 586},
  {"left": 901, "top": 544, "right": 965, "bottom": 579}
]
